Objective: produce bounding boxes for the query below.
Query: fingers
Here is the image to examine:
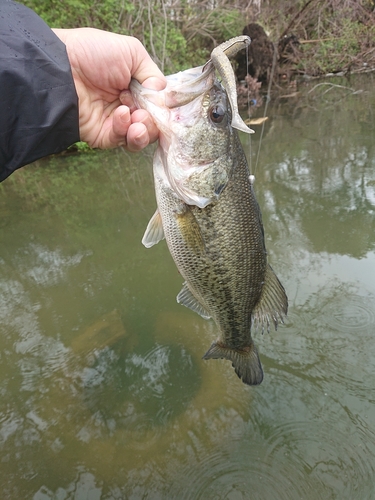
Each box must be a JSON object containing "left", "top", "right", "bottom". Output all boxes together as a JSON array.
[
  {"left": 112, "top": 106, "right": 159, "bottom": 152},
  {"left": 132, "top": 108, "right": 159, "bottom": 144},
  {"left": 119, "top": 90, "right": 136, "bottom": 112},
  {"left": 125, "top": 122, "right": 149, "bottom": 152}
]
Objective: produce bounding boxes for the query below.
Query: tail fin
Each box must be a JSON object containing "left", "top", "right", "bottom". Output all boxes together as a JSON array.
[{"left": 202, "top": 342, "right": 263, "bottom": 386}]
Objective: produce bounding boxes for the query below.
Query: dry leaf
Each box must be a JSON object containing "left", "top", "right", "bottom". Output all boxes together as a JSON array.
[{"left": 244, "top": 117, "right": 268, "bottom": 125}]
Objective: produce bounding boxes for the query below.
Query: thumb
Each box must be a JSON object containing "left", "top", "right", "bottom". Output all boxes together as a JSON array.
[
  {"left": 142, "top": 76, "right": 167, "bottom": 90},
  {"left": 129, "top": 39, "right": 166, "bottom": 90}
]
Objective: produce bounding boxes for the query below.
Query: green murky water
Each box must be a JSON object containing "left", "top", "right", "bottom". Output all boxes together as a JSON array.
[{"left": 1, "top": 75, "right": 375, "bottom": 499}]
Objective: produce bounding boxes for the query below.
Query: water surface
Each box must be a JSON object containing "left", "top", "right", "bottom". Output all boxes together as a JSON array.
[{"left": 1, "top": 74, "right": 375, "bottom": 499}]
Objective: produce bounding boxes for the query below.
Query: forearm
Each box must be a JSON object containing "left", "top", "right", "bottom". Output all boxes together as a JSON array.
[{"left": 0, "top": 1, "right": 80, "bottom": 182}]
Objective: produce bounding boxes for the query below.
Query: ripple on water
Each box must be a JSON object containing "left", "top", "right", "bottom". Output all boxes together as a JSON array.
[
  {"left": 263, "top": 418, "right": 375, "bottom": 500},
  {"left": 264, "top": 284, "right": 375, "bottom": 403},
  {"left": 317, "top": 292, "right": 375, "bottom": 334},
  {"left": 168, "top": 439, "right": 312, "bottom": 500},
  {"left": 309, "top": 288, "right": 375, "bottom": 402},
  {"left": 166, "top": 407, "right": 375, "bottom": 500}
]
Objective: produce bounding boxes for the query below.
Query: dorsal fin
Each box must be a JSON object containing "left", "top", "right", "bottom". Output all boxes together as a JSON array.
[{"left": 252, "top": 264, "right": 288, "bottom": 333}]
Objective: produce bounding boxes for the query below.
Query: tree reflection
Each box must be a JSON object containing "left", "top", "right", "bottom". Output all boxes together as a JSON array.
[{"left": 250, "top": 74, "right": 375, "bottom": 258}]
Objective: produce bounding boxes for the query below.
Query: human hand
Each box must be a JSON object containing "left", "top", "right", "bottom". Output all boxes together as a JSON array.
[{"left": 53, "top": 28, "right": 166, "bottom": 152}]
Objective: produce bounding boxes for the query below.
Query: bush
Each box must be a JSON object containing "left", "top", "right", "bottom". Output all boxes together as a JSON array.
[
  {"left": 22, "top": 0, "right": 243, "bottom": 74},
  {"left": 21, "top": 0, "right": 375, "bottom": 77}
]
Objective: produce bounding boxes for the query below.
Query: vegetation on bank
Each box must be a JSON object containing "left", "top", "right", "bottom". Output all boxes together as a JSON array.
[{"left": 22, "top": 0, "right": 375, "bottom": 77}]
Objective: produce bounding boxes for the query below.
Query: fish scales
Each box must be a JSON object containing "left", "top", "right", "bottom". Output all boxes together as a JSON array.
[
  {"left": 156, "top": 135, "right": 268, "bottom": 384},
  {"left": 130, "top": 36, "right": 287, "bottom": 386},
  {"left": 172, "top": 136, "right": 266, "bottom": 342}
]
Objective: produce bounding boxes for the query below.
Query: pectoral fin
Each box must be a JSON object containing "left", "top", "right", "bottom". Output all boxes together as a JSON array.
[
  {"left": 177, "top": 282, "right": 211, "bottom": 319},
  {"left": 174, "top": 206, "right": 206, "bottom": 255},
  {"left": 203, "top": 341, "right": 263, "bottom": 386},
  {"left": 142, "top": 209, "right": 165, "bottom": 248},
  {"left": 252, "top": 264, "right": 288, "bottom": 332}
]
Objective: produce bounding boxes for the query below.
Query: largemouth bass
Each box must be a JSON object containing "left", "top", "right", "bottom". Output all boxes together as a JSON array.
[{"left": 130, "top": 37, "right": 287, "bottom": 386}]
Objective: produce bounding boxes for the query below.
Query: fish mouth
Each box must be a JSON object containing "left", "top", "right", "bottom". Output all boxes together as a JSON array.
[
  {"left": 130, "top": 65, "right": 215, "bottom": 112},
  {"left": 164, "top": 67, "right": 215, "bottom": 108},
  {"left": 131, "top": 35, "right": 253, "bottom": 134}
]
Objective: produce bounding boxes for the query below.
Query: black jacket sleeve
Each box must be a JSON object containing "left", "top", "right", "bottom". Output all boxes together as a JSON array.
[{"left": 0, "top": 0, "right": 80, "bottom": 182}]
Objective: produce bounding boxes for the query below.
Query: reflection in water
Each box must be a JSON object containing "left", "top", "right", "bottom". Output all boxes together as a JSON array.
[{"left": 1, "top": 75, "right": 375, "bottom": 499}]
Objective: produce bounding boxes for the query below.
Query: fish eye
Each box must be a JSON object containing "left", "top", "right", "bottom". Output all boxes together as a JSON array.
[{"left": 209, "top": 104, "right": 226, "bottom": 125}]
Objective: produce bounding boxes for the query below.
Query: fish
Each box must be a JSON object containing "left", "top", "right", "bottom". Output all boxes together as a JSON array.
[{"left": 130, "top": 37, "right": 288, "bottom": 386}]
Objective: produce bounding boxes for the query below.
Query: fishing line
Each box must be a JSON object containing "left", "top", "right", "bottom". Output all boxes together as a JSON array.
[
  {"left": 245, "top": 43, "right": 253, "bottom": 176},
  {"left": 248, "top": 40, "right": 278, "bottom": 179}
]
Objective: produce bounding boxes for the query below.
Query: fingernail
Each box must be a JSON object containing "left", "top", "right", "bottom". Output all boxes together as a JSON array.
[
  {"left": 134, "top": 132, "right": 148, "bottom": 147},
  {"left": 120, "top": 110, "right": 131, "bottom": 125}
]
